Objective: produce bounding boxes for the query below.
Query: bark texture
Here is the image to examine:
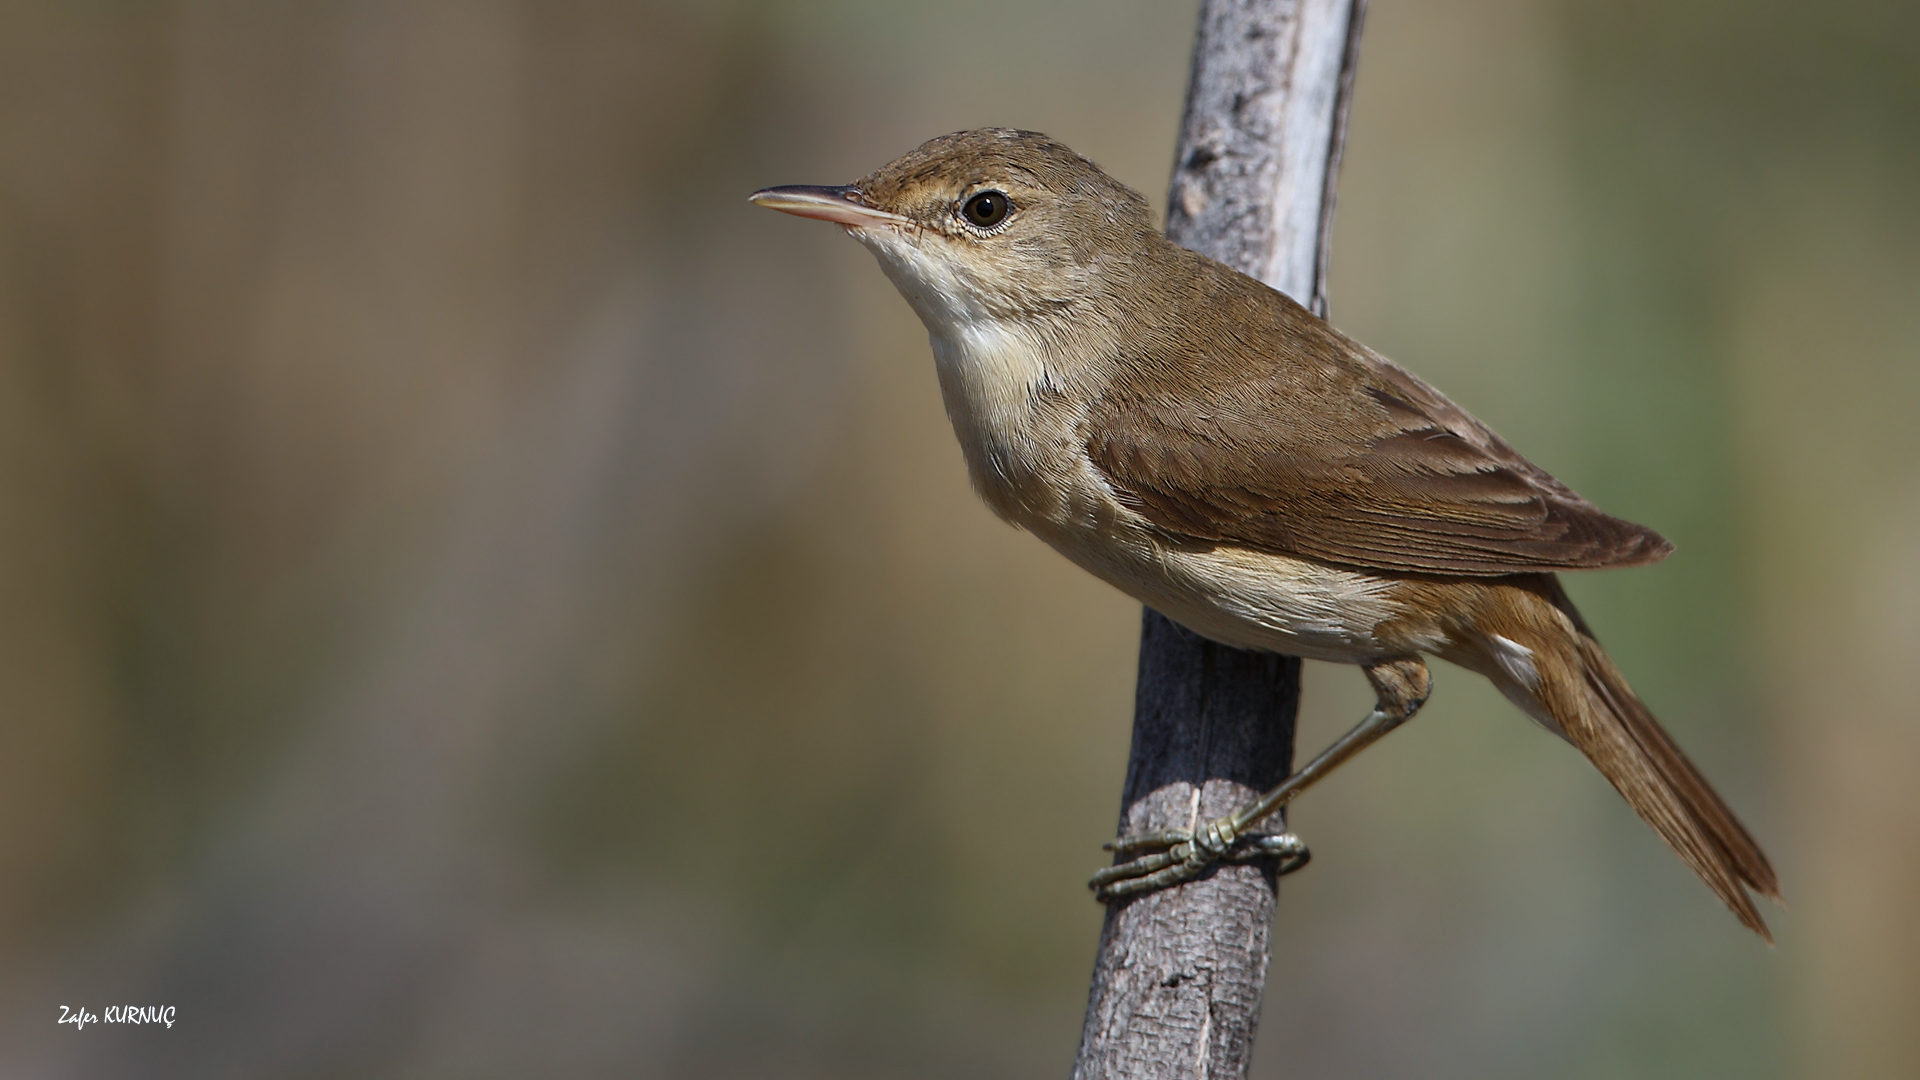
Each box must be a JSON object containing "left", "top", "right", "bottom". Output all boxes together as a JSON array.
[{"left": 1073, "top": 3, "right": 1367, "bottom": 1077}]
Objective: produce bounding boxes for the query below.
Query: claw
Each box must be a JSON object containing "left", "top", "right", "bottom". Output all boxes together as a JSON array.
[
  {"left": 1103, "top": 828, "right": 1192, "bottom": 856},
  {"left": 1090, "top": 821, "right": 1311, "bottom": 902},
  {"left": 1096, "top": 855, "right": 1206, "bottom": 899},
  {"left": 1238, "top": 832, "right": 1309, "bottom": 861},
  {"left": 1089, "top": 847, "right": 1186, "bottom": 890}
]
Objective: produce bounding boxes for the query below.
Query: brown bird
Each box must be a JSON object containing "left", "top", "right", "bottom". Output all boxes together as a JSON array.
[{"left": 750, "top": 128, "right": 1781, "bottom": 940}]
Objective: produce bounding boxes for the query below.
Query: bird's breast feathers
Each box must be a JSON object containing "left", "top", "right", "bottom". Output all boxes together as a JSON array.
[{"left": 921, "top": 314, "right": 1403, "bottom": 662}]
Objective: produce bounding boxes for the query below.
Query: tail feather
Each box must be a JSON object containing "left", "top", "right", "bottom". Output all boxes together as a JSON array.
[
  {"left": 1565, "top": 635, "right": 1781, "bottom": 939},
  {"left": 1467, "top": 579, "right": 1782, "bottom": 941}
]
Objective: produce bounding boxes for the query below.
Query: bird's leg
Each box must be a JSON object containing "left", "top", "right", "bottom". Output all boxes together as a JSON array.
[{"left": 1091, "top": 656, "right": 1432, "bottom": 901}]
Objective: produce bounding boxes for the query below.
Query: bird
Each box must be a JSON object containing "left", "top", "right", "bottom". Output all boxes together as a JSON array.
[{"left": 749, "top": 127, "right": 1781, "bottom": 940}]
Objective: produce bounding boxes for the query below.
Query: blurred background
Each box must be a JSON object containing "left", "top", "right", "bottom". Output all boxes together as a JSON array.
[{"left": 2, "top": 0, "right": 1916, "bottom": 1076}]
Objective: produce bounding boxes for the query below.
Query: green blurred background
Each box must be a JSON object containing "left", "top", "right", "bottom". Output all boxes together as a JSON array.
[{"left": 2, "top": 0, "right": 1916, "bottom": 1076}]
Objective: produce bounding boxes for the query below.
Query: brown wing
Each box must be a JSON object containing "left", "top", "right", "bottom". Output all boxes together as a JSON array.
[{"left": 1085, "top": 292, "right": 1672, "bottom": 576}]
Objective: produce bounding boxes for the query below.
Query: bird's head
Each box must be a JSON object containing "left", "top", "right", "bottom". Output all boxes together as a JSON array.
[{"left": 750, "top": 128, "right": 1158, "bottom": 334}]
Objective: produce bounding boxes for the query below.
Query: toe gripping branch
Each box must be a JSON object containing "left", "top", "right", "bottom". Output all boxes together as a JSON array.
[
  {"left": 1087, "top": 678, "right": 1430, "bottom": 903},
  {"left": 1089, "top": 816, "right": 1310, "bottom": 902}
]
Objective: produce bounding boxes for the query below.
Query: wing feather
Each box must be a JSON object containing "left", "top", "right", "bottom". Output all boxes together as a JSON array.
[{"left": 1085, "top": 280, "right": 1672, "bottom": 576}]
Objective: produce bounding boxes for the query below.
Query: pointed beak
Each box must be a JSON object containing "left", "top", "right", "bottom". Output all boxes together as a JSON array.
[{"left": 748, "top": 185, "right": 908, "bottom": 228}]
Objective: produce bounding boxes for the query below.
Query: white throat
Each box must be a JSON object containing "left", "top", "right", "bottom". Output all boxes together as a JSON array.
[{"left": 852, "top": 225, "right": 1061, "bottom": 512}]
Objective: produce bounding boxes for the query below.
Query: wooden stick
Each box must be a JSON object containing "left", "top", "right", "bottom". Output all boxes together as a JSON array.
[{"left": 1072, "top": 3, "right": 1367, "bottom": 1077}]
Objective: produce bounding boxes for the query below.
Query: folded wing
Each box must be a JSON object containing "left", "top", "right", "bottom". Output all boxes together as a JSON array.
[{"left": 1085, "top": 311, "right": 1672, "bottom": 576}]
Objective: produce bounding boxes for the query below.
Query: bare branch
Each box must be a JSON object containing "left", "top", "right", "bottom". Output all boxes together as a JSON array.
[{"left": 1073, "top": 3, "right": 1367, "bottom": 1077}]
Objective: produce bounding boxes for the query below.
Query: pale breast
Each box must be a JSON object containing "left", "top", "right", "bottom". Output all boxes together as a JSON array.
[
  {"left": 881, "top": 237, "right": 1407, "bottom": 665},
  {"left": 925, "top": 320, "right": 1079, "bottom": 523}
]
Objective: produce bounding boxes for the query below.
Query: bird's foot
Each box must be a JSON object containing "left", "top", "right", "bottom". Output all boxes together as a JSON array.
[{"left": 1089, "top": 817, "right": 1309, "bottom": 901}]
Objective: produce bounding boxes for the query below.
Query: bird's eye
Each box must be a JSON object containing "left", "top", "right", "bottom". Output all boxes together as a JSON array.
[{"left": 962, "top": 191, "right": 1010, "bottom": 229}]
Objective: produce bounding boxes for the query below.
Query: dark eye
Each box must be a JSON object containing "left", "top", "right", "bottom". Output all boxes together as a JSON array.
[{"left": 962, "top": 190, "right": 1010, "bottom": 229}]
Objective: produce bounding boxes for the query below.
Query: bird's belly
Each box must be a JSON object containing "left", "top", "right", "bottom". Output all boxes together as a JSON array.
[{"left": 1029, "top": 506, "right": 1401, "bottom": 664}]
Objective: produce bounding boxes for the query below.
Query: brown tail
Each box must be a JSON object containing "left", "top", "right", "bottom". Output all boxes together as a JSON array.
[{"left": 1472, "top": 584, "right": 1781, "bottom": 941}]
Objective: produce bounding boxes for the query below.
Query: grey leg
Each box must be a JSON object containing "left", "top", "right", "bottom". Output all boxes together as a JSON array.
[{"left": 1091, "top": 656, "right": 1431, "bottom": 901}]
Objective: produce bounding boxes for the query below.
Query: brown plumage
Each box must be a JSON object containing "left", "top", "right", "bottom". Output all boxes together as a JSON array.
[
  {"left": 751, "top": 127, "right": 1780, "bottom": 939},
  {"left": 1083, "top": 249, "right": 1674, "bottom": 575},
  {"left": 1073, "top": 245, "right": 1778, "bottom": 935},
  {"left": 1403, "top": 575, "right": 1783, "bottom": 939}
]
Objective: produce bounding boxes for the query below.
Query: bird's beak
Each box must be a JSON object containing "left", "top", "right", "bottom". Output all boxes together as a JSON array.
[{"left": 748, "top": 185, "right": 908, "bottom": 228}]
